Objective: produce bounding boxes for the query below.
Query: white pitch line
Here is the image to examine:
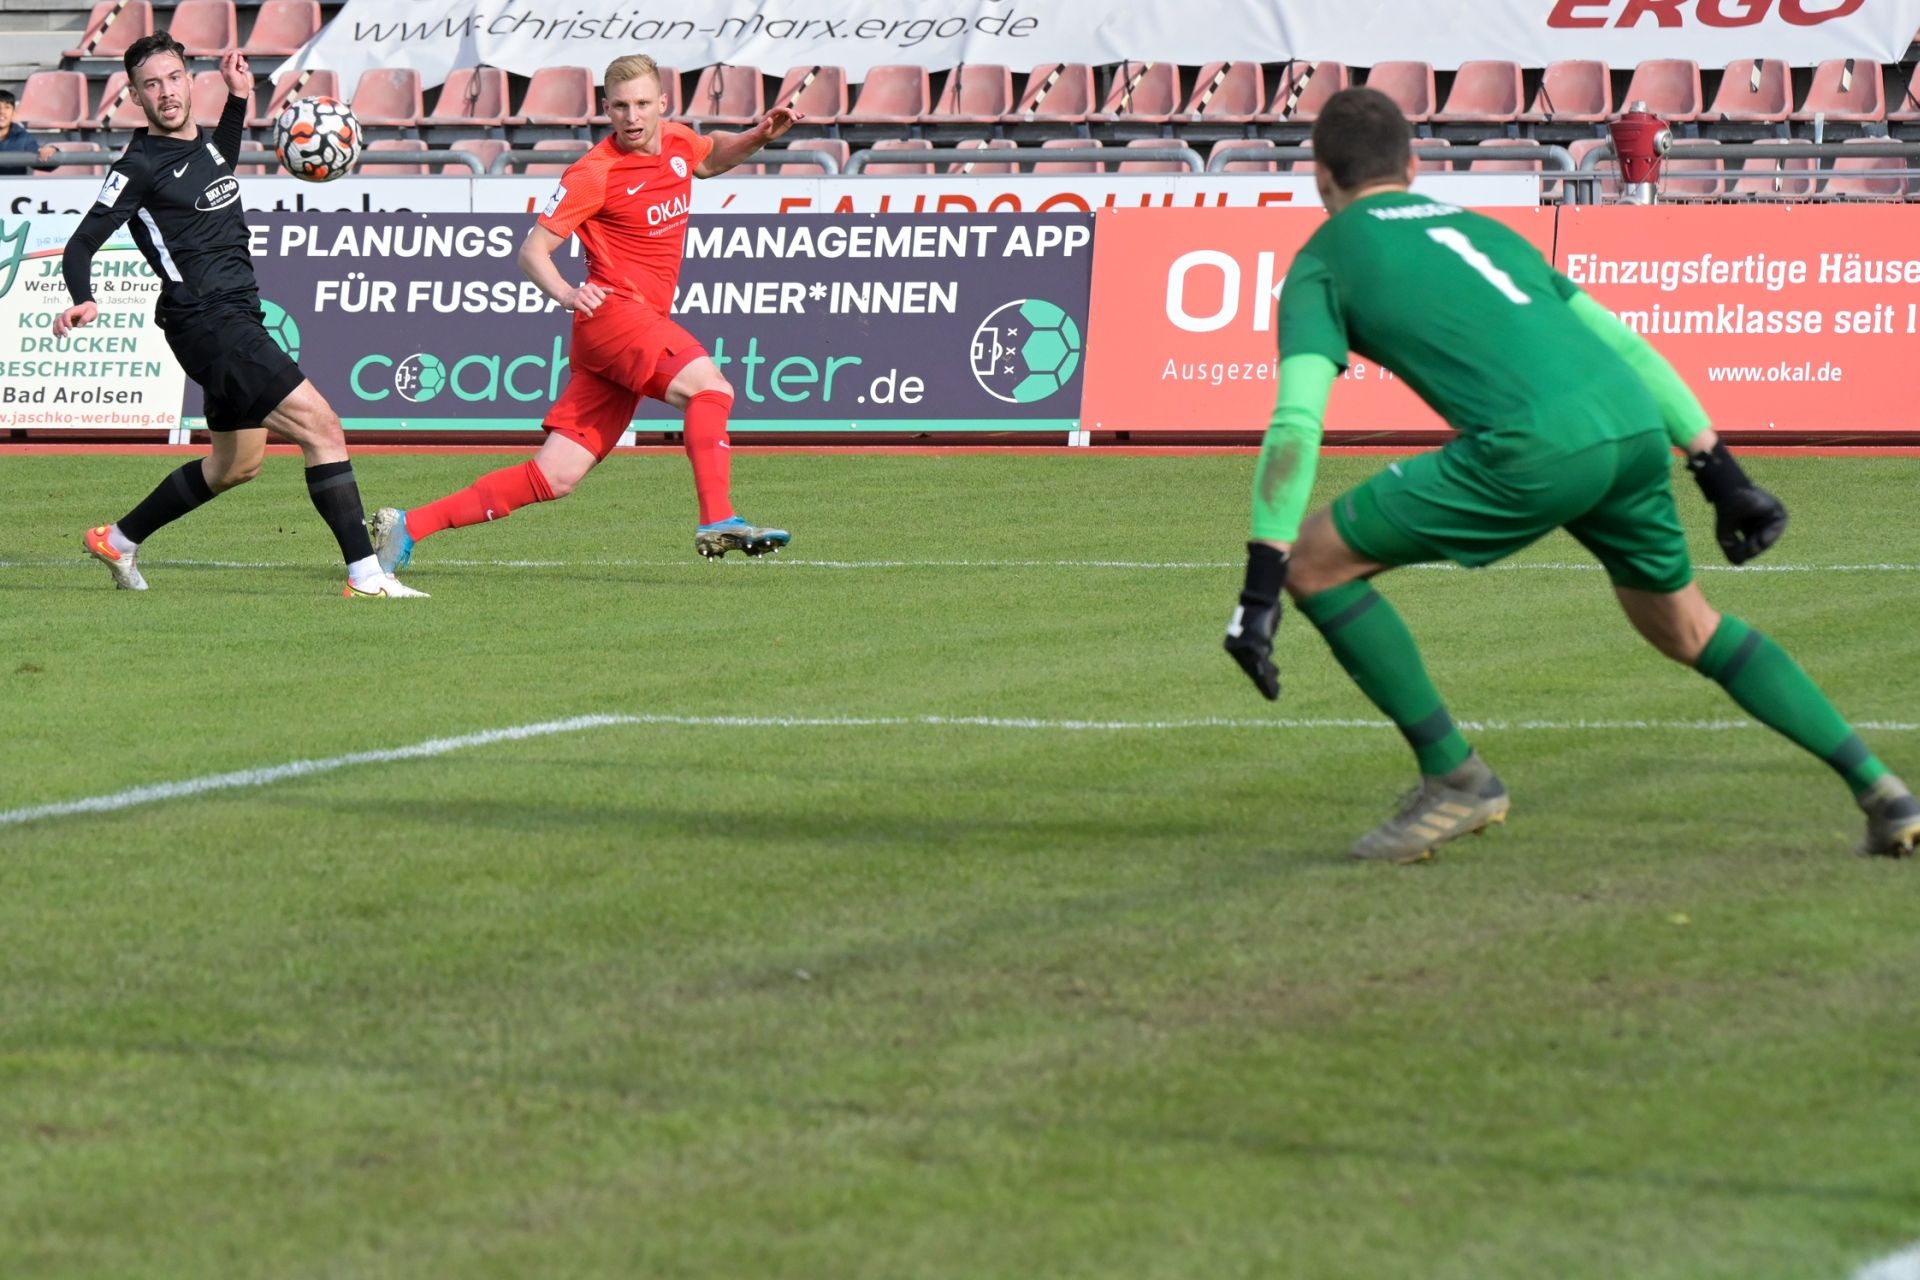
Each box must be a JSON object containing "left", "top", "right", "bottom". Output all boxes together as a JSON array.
[
  {"left": 9, "top": 557, "right": 1920, "bottom": 573},
  {"left": 4, "top": 711, "right": 1917, "bottom": 829},
  {"left": 1854, "top": 1244, "right": 1920, "bottom": 1280}
]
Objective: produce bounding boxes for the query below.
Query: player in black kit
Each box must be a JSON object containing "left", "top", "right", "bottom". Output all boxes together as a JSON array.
[{"left": 57, "top": 34, "right": 424, "bottom": 597}]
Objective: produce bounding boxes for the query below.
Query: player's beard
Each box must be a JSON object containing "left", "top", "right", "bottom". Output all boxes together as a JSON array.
[{"left": 142, "top": 96, "right": 191, "bottom": 136}]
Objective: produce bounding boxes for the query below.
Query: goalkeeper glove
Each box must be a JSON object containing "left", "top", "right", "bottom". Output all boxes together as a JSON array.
[
  {"left": 1224, "top": 542, "right": 1287, "bottom": 701},
  {"left": 1687, "top": 441, "right": 1788, "bottom": 565}
]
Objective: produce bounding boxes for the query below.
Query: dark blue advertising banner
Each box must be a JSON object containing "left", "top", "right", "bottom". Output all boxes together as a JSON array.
[{"left": 193, "top": 214, "right": 1093, "bottom": 433}]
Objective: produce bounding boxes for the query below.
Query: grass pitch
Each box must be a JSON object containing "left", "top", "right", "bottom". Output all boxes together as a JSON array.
[{"left": 2, "top": 450, "right": 1918, "bottom": 1279}]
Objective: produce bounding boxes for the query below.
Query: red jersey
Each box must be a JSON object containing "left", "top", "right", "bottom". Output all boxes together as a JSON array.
[{"left": 536, "top": 121, "right": 714, "bottom": 314}]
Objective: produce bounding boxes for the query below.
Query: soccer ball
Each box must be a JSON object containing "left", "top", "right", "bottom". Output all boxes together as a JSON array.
[
  {"left": 970, "top": 298, "right": 1084, "bottom": 405},
  {"left": 273, "top": 96, "right": 363, "bottom": 182}
]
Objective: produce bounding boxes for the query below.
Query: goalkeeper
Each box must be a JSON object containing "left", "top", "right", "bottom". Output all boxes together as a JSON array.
[{"left": 1223, "top": 87, "right": 1919, "bottom": 863}]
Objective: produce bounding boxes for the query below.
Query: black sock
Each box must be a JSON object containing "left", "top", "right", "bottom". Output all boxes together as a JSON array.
[
  {"left": 306, "top": 461, "right": 376, "bottom": 564},
  {"left": 119, "top": 461, "right": 215, "bottom": 543}
]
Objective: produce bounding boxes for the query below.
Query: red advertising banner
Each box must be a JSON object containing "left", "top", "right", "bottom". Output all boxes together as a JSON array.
[
  {"left": 1079, "top": 206, "right": 1557, "bottom": 434},
  {"left": 1555, "top": 205, "right": 1918, "bottom": 433}
]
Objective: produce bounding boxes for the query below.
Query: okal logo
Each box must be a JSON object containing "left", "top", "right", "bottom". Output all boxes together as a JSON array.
[
  {"left": 970, "top": 298, "right": 1082, "bottom": 404},
  {"left": 259, "top": 298, "right": 301, "bottom": 362}
]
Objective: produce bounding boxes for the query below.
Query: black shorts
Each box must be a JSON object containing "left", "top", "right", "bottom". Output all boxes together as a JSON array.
[{"left": 166, "top": 306, "right": 306, "bottom": 432}]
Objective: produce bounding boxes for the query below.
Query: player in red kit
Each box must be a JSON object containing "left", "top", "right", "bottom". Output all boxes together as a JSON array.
[{"left": 371, "top": 54, "right": 798, "bottom": 572}]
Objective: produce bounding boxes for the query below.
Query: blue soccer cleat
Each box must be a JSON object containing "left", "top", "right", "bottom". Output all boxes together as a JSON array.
[
  {"left": 695, "top": 516, "right": 790, "bottom": 560},
  {"left": 369, "top": 507, "right": 415, "bottom": 573}
]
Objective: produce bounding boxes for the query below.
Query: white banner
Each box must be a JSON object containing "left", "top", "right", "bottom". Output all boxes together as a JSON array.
[
  {"left": 282, "top": 0, "right": 1920, "bottom": 87},
  {"left": 0, "top": 215, "right": 187, "bottom": 433}
]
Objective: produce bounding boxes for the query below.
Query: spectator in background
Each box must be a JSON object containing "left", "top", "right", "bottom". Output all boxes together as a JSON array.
[{"left": 0, "top": 88, "right": 59, "bottom": 167}]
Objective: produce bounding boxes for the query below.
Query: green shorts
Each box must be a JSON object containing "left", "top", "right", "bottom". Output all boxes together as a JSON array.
[{"left": 1329, "top": 431, "right": 1694, "bottom": 593}]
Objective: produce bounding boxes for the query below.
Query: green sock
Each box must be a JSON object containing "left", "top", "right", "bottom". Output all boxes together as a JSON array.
[
  {"left": 1695, "top": 615, "right": 1887, "bottom": 797},
  {"left": 1297, "top": 581, "right": 1472, "bottom": 776}
]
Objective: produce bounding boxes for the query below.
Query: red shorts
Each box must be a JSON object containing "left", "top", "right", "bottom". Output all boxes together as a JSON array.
[{"left": 544, "top": 296, "right": 707, "bottom": 460}]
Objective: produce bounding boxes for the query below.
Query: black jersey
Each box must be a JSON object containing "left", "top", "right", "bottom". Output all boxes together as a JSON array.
[{"left": 62, "top": 94, "right": 256, "bottom": 328}]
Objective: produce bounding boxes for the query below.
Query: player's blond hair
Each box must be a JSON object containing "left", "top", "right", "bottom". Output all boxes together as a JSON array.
[{"left": 605, "top": 55, "right": 662, "bottom": 95}]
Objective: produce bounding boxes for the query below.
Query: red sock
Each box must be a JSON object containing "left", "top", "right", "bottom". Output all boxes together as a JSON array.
[
  {"left": 683, "top": 390, "right": 734, "bottom": 525},
  {"left": 405, "top": 460, "right": 556, "bottom": 540}
]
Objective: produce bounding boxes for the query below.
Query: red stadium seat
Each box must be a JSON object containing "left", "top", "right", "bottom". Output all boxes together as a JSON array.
[
  {"left": 1412, "top": 137, "right": 1451, "bottom": 172},
  {"left": 1261, "top": 61, "right": 1350, "bottom": 125},
  {"left": 358, "top": 138, "right": 430, "bottom": 174},
  {"left": 240, "top": 0, "right": 321, "bottom": 58},
  {"left": 930, "top": 65, "right": 1014, "bottom": 123},
  {"left": 862, "top": 137, "right": 933, "bottom": 173},
  {"left": 1791, "top": 58, "right": 1885, "bottom": 123},
  {"left": 842, "top": 64, "right": 930, "bottom": 127},
  {"left": 448, "top": 137, "right": 510, "bottom": 174},
  {"left": 349, "top": 68, "right": 424, "bottom": 128},
  {"left": 1433, "top": 60, "right": 1524, "bottom": 124},
  {"left": 1888, "top": 63, "right": 1920, "bottom": 122},
  {"left": 777, "top": 137, "right": 849, "bottom": 174},
  {"left": 15, "top": 71, "right": 89, "bottom": 131},
  {"left": 1034, "top": 137, "right": 1105, "bottom": 172},
  {"left": 1726, "top": 138, "right": 1818, "bottom": 201},
  {"left": 1820, "top": 137, "right": 1905, "bottom": 200},
  {"left": 189, "top": 70, "right": 232, "bottom": 127},
  {"left": 509, "top": 66, "right": 596, "bottom": 128},
  {"left": 1004, "top": 62, "right": 1098, "bottom": 128},
  {"left": 250, "top": 68, "right": 338, "bottom": 129},
  {"left": 422, "top": 66, "right": 511, "bottom": 128},
  {"left": 1621, "top": 60, "right": 1702, "bottom": 122},
  {"left": 1365, "top": 61, "right": 1436, "bottom": 123},
  {"left": 1210, "top": 137, "right": 1280, "bottom": 172},
  {"left": 63, "top": 0, "right": 153, "bottom": 59},
  {"left": 684, "top": 64, "right": 765, "bottom": 128},
  {"left": 773, "top": 65, "right": 848, "bottom": 124},
  {"left": 1707, "top": 59, "right": 1791, "bottom": 123},
  {"left": 169, "top": 0, "right": 237, "bottom": 57},
  {"left": 1519, "top": 60, "right": 1612, "bottom": 124},
  {"left": 526, "top": 138, "right": 586, "bottom": 174},
  {"left": 44, "top": 140, "right": 108, "bottom": 175},
  {"left": 1661, "top": 142, "right": 1725, "bottom": 201},
  {"left": 1466, "top": 137, "right": 1564, "bottom": 201},
  {"left": 91, "top": 73, "right": 148, "bottom": 131},
  {"left": 947, "top": 137, "right": 1018, "bottom": 174},
  {"left": 1092, "top": 62, "right": 1181, "bottom": 125},
  {"left": 1176, "top": 62, "right": 1266, "bottom": 126},
  {"left": 1118, "top": 136, "right": 1190, "bottom": 172}
]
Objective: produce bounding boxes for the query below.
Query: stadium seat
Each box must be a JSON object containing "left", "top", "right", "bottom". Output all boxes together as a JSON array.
[
  {"left": 1175, "top": 61, "right": 1266, "bottom": 127},
  {"left": 1465, "top": 137, "right": 1569, "bottom": 200},
  {"left": 525, "top": 138, "right": 586, "bottom": 174},
  {"left": 1621, "top": 59, "right": 1702, "bottom": 122},
  {"left": 930, "top": 64, "right": 1014, "bottom": 123},
  {"left": 841, "top": 64, "right": 931, "bottom": 129},
  {"left": 422, "top": 66, "right": 511, "bottom": 129},
  {"left": 349, "top": 68, "right": 425, "bottom": 129},
  {"left": 240, "top": 0, "right": 322, "bottom": 58},
  {"left": 1519, "top": 60, "right": 1612, "bottom": 124},
  {"left": 90, "top": 73, "right": 148, "bottom": 131},
  {"left": 1707, "top": 59, "right": 1791, "bottom": 123},
  {"left": 189, "top": 70, "right": 232, "bottom": 127},
  {"left": 1261, "top": 61, "right": 1350, "bottom": 125},
  {"left": 1791, "top": 58, "right": 1885, "bottom": 123},
  {"left": 1887, "top": 63, "right": 1920, "bottom": 122},
  {"left": 62, "top": 0, "right": 153, "bottom": 60},
  {"left": 448, "top": 137, "right": 510, "bottom": 174},
  {"left": 947, "top": 137, "right": 1018, "bottom": 174},
  {"left": 1004, "top": 62, "right": 1098, "bottom": 130},
  {"left": 773, "top": 65, "right": 849, "bottom": 126},
  {"left": 1433, "top": 60, "right": 1524, "bottom": 124},
  {"left": 1034, "top": 137, "right": 1105, "bottom": 172},
  {"left": 1820, "top": 137, "right": 1905, "bottom": 200},
  {"left": 684, "top": 64, "right": 765, "bottom": 128},
  {"left": 358, "top": 138, "right": 430, "bottom": 175},
  {"left": 250, "top": 68, "right": 338, "bottom": 129},
  {"left": 862, "top": 137, "right": 933, "bottom": 173},
  {"left": 1412, "top": 137, "right": 1451, "bottom": 172},
  {"left": 508, "top": 65, "right": 596, "bottom": 128},
  {"left": 169, "top": 0, "right": 237, "bottom": 57},
  {"left": 1092, "top": 62, "right": 1182, "bottom": 126},
  {"left": 1566, "top": 136, "right": 1620, "bottom": 202},
  {"left": 1661, "top": 143, "right": 1725, "bottom": 201},
  {"left": 43, "top": 140, "right": 108, "bottom": 175},
  {"left": 1209, "top": 137, "right": 1280, "bottom": 171},
  {"left": 14, "top": 71, "right": 89, "bottom": 132},
  {"left": 1117, "top": 136, "right": 1190, "bottom": 171},
  {"left": 1726, "top": 138, "right": 1819, "bottom": 200},
  {"left": 1364, "top": 62, "right": 1436, "bottom": 123},
  {"left": 776, "top": 137, "right": 849, "bottom": 173}
]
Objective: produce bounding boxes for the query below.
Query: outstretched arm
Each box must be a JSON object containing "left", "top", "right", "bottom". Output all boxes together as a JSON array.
[{"left": 695, "top": 107, "right": 802, "bottom": 177}]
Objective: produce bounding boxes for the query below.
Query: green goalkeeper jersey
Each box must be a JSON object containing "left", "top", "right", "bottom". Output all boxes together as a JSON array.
[{"left": 1279, "top": 190, "right": 1659, "bottom": 456}]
